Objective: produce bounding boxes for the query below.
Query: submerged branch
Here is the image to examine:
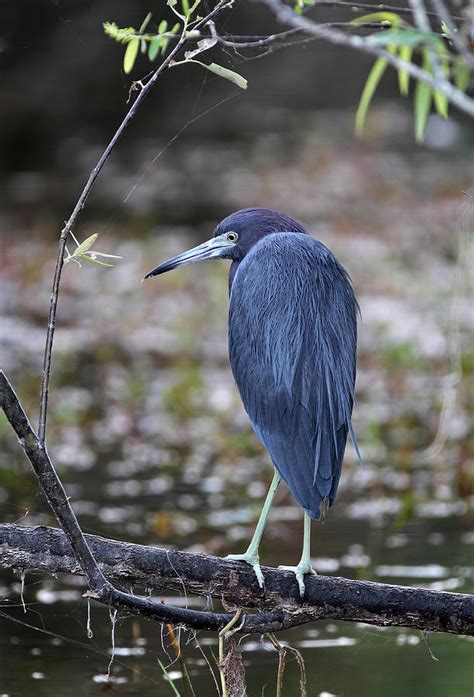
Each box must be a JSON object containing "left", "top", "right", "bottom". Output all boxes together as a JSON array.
[{"left": 1, "top": 524, "right": 473, "bottom": 636}]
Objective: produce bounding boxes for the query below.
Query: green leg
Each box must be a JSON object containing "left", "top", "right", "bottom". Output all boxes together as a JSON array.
[
  {"left": 225, "top": 470, "right": 281, "bottom": 589},
  {"left": 279, "top": 512, "right": 317, "bottom": 598}
]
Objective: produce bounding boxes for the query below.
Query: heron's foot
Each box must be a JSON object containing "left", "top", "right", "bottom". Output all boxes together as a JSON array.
[
  {"left": 278, "top": 561, "right": 317, "bottom": 599},
  {"left": 225, "top": 552, "right": 265, "bottom": 590}
]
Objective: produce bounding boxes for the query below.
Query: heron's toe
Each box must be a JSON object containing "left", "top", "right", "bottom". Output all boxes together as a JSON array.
[
  {"left": 278, "top": 562, "right": 317, "bottom": 599},
  {"left": 225, "top": 552, "right": 265, "bottom": 589}
]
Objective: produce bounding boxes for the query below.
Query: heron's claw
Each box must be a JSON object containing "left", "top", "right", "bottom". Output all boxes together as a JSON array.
[
  {"left": 278, "top": 561, "right": 317, "bottom": 599},
  {"left": 225, "top": 552, "right": 265, "bottom": 590}
]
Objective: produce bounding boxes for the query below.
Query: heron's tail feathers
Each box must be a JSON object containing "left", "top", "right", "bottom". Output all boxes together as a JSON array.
[{"left": 348, "top": 419, "right": 363, "bottom": 466}]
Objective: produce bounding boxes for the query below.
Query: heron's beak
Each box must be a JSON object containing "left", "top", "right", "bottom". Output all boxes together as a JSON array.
[{"left": 144, "top": 234, "right": 235, "bottom": 280}]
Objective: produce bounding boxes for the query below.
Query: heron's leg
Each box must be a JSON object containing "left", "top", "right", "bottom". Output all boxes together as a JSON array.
[
  {"left": 278, "top": 512, "right": 317, "bottom": 598},
  {"left": 225, "top": 470, "right": 281, "bottom": 589}
]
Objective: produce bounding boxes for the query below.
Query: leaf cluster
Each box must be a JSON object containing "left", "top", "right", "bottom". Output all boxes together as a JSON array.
[
  {"left": 354, "top": 13, "right": 472, "bottom": 141},
  {"left": 64, "top": 233, "right": 122, "bottom": 268},
  {"left": 103, "top": 1, "right": 247, "bottom": 89},
  {"left": 104, "top": 14, "right": 181, "bottom": 74}
]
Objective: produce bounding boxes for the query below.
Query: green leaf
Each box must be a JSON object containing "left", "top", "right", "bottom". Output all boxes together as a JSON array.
[
  {"left": 414, "top": 54, "right": 432, "bottom": 142},
  {"left": 398, "top": 44, "right": 413, "bottom": 95},
  {"left": 368, "top": 28, "right": 443, "bottom": 48},
  {"left": 433, "top": 88, "right": 448, "bottom": 118},
  {"left": 103, "top": 22, "right": 137, "bottom": 44},
  {"left": 81, "top": 255, "right": 115, "bottom": 268},
  {"left": 454, "top": 58, "right": 471, "bottom": 92},
  {"left": 414, "top": 84, "right": 432, "bottom": 141},
  {"left": 66, "top": 232, "right": 121, "bottom": 268},
  {"left": 355, "top": 57, "right": 388, "bottom": 136},
  {"left": 182, "top": 0, "right": 190, "bottom": 17},
  {"left": 437, "top": 43, "right": 450, "bottom": 78},
  {"left": 172, "top": 58, "right": 247, "bottom": 89},
  {"left": 350, "top": 11, "right": 403, "bottom": 26},
  {"left": 160, "top": 22, "right": 181, "bottom": 55},
  {"left": 431, "top": 46, "right": 449, "bottom": 119},
  {"left": 432, "top": 50, "right": 448, "bottom": 118},
  {"left": 85, "top": 251, "right": 122, "bottom": 260},
  {"left": 149, "top": 35, "right": 162, "bottom": 61},
  {"left": 423, "top": 49, "right": 448, "bottom": 120},
  {"left": 201, "top": 62, "right": 247, "bottom": 89},
  {"left": 124, "top": 37, "right": 139, "bottom": 73},
  {"left": 73, "top": 233, "right": 98, "bottom": 257},
  {"left": 158, "top": 20, "right": 168, "bottom": 34},
  {"left": 294, "top": 0, "right": 316, "bottom": 11},
  {"left": 139, "top": 12, "right": 152, "bottom": 34}
]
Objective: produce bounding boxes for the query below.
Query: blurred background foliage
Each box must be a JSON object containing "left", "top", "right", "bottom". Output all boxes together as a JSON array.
[{"left": 0, "top": 1, "right": 473, "bottom": 696}]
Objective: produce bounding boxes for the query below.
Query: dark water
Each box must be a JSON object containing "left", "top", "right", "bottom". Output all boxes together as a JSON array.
[
  {"left": 1, "top": 512, "right": 473, "bottom": 696},
  {"left": 1, "top": 112, "right": 473, "bottom": 695}
]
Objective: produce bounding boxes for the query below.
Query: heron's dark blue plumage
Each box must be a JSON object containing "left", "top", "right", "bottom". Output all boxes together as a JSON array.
[
  {"left": 226, "top": 224, "right": 358, "bottom": 519},
  {"left": 146, "top": 207, "right": 359, "bottom": 521}
]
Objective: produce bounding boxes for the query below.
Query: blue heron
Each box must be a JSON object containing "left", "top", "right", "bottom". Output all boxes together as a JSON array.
[{"left": 145, "top": 208, "right": 360, "bottom": 596}]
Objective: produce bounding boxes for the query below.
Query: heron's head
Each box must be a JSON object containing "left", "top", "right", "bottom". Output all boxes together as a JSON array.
[{"left": 144, "top": 208, "right": 307, "bottom": 279}]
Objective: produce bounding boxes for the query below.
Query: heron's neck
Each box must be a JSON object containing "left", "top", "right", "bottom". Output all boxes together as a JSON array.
[{"left": 228, "top": 260, "right": 240, "bottom": 293}]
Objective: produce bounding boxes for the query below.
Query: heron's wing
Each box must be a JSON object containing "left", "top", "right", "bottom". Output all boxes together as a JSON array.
[{"left": 229, "top": 233, "right": 358, "bottom": 519}]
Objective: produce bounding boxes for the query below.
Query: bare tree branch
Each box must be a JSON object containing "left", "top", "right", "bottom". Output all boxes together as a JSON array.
[
  {"left": 1, "top": 524, "right": 473, "bottom": 636},
  {"left": 261, "top": 0, "right": 474, "bottom": 117}
]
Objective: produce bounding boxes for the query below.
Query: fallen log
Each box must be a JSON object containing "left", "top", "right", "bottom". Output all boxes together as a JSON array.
[{"left": 1, "top": 523, "right": 473, "bottom": 636}]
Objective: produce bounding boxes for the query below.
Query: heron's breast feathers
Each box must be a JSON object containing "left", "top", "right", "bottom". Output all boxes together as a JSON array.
[{"left": 228, "top": 233, "right": 358, "bottom": 515}]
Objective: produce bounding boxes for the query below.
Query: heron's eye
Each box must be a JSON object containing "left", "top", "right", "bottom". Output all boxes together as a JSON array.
[{"left": 226, "top": 232, "right": 238, "bottom": 242}]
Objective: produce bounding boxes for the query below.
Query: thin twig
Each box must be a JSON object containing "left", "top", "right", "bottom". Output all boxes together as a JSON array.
[
  {"left": 409, "top": 0, "right": 444, "bottom": 83},
  {"left": 266, "top": 634, "right": 288, "bottom": 697},
  {"left": 37, "top": 0, "right": 233, "bottom": 444},
  {"left": 261, "top": 0, "right": 474, "bottom": 117},
  {"left": 218, "top": 27, "right": 302, "bottom": 47},
  {"left": 219, "top": 609, "right": 243, "bottom": 697},
  {"left": 430, "top": 0, "right": 474, "bottom": 69},
  {"left": 218, "top": 22, "right": 393, "bottom": 50},
  {"left": 310, "top": 0, "right": 464, "bottom": 20}
]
